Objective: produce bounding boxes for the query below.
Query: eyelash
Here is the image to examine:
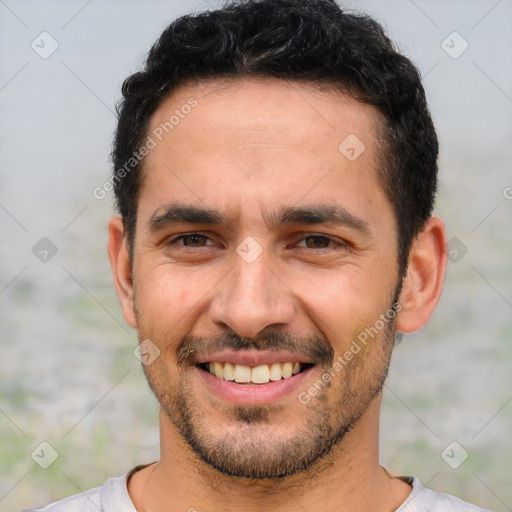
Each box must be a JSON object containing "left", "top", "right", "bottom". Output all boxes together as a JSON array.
[{"left": 167, "top": 233, "right": 348, "bottom": 251}]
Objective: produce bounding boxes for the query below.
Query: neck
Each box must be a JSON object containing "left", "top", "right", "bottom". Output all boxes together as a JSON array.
[{"left": 129, "top": 393, "right": 412, "bottom": 512}]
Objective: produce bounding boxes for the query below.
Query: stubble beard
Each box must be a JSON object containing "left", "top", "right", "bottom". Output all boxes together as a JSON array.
[{"left": 137, "top": 297, "right": 399, "bottom": 480}]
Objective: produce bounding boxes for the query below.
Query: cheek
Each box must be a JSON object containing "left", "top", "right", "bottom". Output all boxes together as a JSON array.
[
  {"left": 290, "top": 265, "right": 397, "bottom": 355},
  {"left": 289, "top": 265, "right": 376, "bottom": 327},
  {"left": 133, "top": 263, "right": 222, "bottom": 356},
  {"left": 136, "top": 264, "right": 208, "bottom": 318}
]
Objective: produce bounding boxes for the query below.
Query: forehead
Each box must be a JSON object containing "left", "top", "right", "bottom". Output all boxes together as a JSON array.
[
  {"left": 150, "top": 77, "right": 383, "bottom": 152},
  {"left": 138, "top": 77, "right": 391, "bottom": 231}
]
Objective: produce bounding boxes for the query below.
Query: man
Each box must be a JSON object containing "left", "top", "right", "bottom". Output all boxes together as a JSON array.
[{"left": 25, "top": 0, "right": 490, "bottom": 510}]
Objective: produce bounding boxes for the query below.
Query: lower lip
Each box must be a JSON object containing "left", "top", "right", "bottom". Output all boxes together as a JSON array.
[{"left": 195, "top": 365, "right": 314, "bottom": 406}]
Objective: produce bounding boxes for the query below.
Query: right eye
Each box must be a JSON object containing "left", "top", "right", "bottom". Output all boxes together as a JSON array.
[{"left": 168, "top": 233, "right": 216, "bottom": 248}]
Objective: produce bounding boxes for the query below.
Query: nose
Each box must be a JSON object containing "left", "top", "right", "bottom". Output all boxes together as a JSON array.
[{"left": 208, "top": 250, "right": 295, "bottom": 338}]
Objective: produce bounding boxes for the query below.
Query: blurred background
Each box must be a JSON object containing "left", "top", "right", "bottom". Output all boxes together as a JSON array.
[{"left": 0, "top": 0, "right": 510, "bottom": 510}]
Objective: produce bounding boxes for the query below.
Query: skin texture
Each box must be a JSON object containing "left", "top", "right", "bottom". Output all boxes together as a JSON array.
[{"left": 108, "top": 78, "right": 447, "bottom": 512}]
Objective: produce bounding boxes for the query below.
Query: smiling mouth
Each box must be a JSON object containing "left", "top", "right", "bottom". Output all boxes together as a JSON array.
[{"left": 197, "top": 362, "right": 315, "bottom": 385}]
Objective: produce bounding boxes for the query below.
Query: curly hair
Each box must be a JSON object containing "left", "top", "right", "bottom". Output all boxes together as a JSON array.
[{"left": 112, "top": 0, "right": 438, "bottom": 275}]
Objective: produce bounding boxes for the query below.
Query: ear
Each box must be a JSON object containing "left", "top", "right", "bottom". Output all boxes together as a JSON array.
[
  {"left": 107, "top": 216, "right": 137, "bottom": 329},
  {"left": 396, "top": 216, "right": 447, "bottom": 333}
]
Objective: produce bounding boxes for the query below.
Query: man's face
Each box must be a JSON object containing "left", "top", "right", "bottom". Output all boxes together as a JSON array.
[{"left": 130, "top": 79, "right": 401, "bottom": 478}]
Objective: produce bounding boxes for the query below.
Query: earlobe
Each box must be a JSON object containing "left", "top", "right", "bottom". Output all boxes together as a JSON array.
[
  {"left": 107, "top": 216, "right": 137, "bottom": 329},
  {"left": 396, "top": 216, "right": 448, "bottom": 333}
]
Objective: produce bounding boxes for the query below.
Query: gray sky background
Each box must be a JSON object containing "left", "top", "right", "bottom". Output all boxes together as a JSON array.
[{"left": 1, "top": 1, "right": 511, "bottom": 510}]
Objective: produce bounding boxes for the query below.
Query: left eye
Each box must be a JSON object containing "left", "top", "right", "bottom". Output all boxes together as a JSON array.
[{"left": 296, "top": 235, "right": 339, "bottom": 249}]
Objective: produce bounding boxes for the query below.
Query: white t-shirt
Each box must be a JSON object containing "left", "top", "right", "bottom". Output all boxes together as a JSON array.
[{"left": 22, "top": 469, "right": 491, "bottom": 512}]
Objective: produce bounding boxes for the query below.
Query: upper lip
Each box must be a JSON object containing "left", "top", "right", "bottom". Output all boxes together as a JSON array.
[{"left": 195, "top": 350, "right": 313, "bottom": 367}]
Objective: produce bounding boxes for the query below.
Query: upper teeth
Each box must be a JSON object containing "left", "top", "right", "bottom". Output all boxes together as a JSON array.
[{"left": 207, "top": 362, "right": 302, "bottom": 384}]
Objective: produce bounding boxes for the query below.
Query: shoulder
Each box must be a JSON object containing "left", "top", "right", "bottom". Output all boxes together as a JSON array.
[
  {"left": 20, "top": 484, "right": 103, "bottom": 512},
  {"left": 397, "top": 476, "right": 492, "bottom": 512},
  {"left": 20, "top": 474, "right": 135, "bottom": 512}
]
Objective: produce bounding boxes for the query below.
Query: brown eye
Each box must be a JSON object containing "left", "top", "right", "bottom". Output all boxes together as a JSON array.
[
  {"left": 294, "top": 235, "right": 349, "bottom": 252},
  {"left": 172, "top": 234, "right": 212, "bottom": 247},
  {"left": 302, "top": 236, "right": 332, "bottom": 249}
]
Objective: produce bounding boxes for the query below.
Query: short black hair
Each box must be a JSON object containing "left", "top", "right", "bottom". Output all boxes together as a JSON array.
[{"left": 112, "top": 0, "right": 438, "bottom": 275}]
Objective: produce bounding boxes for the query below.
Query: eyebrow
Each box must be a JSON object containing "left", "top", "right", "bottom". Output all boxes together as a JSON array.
[
  {"left": 267, "top": 204, "right": 371, "bottom": 234},
  {"left": 148, "top": 204, "right": 224, "bottom": 231},
  {"left": 147, "top": 203, "right": 371, "bottom": 235}
]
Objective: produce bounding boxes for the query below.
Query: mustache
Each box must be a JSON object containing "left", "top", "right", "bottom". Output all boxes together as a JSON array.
[{"left": 176, "top": 330, "right": 334, "bottom": 367}]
